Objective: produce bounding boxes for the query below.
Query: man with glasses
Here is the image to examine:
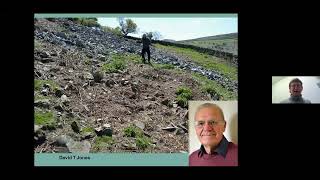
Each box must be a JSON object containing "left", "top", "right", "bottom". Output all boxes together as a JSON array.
[
  {"left": 189, "top": 103, "right": 238, "bottom": 166},
  {"left": 280, "top": 78, "right": 311, "bottom": 104}
]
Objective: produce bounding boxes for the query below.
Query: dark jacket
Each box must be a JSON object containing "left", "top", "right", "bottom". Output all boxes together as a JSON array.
[{"left": 142, "top": 36, "right": 151, "bottom": 49}]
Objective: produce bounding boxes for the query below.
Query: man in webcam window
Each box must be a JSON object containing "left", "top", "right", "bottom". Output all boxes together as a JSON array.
[
  {"left": 280, "top": 78, "right": 311, "bottom": 104},
  {"left": 189, "top": 103, "right": 238, "bottom": 166}
]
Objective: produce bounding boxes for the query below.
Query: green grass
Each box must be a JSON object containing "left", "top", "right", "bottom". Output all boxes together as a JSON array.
[
  {"left": 92, "top": 135, "right": 114, "bottom": 152},
  {"left": 179, "top": 33, "right": 238, "bottom": 48},
  {"left": 192, "top": 72, "right": 237, "bottom": 100},
  {"left": 184, "top": 38, "right": 237, "bottom": 48},
  {"left": 136, "top": 136, "right": 152, "bottom": 149},
  {"left": 153, "top": 63, "right": 175, "bottom": 70},
  {"left": 34, "top": 80, "right": 59, "bottom": 91},
  {"left": 81, "top": 127, "right": 95, "bottom": 133},
  {"left": 126, "top": 53, "right": 143, "bottom": 64},
  {"left": 152, "top": 63, "right": 237, "bottom": 101},
  {"left": 34, "top": 93, "right": 52, "bottom": 101},
  {"left": 152, "top": 45, "right": 237, "bottom": 100},
  {"left": 75, "top": 18, "right": 100, "bottom": 27},
  {"left": 123, "top": 125, "right": 143, "bottom": 138},
  {"left": 155, "top": 44, "right": 237, "bottom": 81},
  {"left": 166, "top": 66, "right": 185, "bottom": 75},
  {"left": 101, "top": 26, "right": 122, "bottom": 36},
  {"left": 102, "top": 53, "right": 146, "bottom": 73},
  {"left": 175, "top": 86, "right": 193, "bottom": 108},
  {"left": 176, "top": 96, "right": 188, "bottom": 108},
  {"left": 123, "top": 124, "right": 152, "bottom": 150},
  {"left": 34, "top": 110, "right": 55, "bottom": 125},
  {"left": 95, "top": 136, "right": 114, "bottom": 144},
  {"left": 176, "top": 86, "right": 192, "bottom": 98},
  {"left": 180, "top": 33, "right": 237, "bottom": 41},
  {"left": 102, "top": 54, "right": 126, "bottom": 73}
]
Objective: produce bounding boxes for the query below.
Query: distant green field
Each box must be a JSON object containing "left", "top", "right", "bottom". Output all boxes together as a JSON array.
[
  {"left": 180, "top": 33, "right": 237, "bottom": 41},
  {"left": 178, "top": 33, "right": 238, "bottom": 53},
  {"left": 183, "top": 38, "right": 237, "bottom": 48}
]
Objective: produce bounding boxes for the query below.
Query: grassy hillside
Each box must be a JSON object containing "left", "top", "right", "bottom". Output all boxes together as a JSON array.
[
  {"left": 155, "top": 43, "right": 238, "bottom": 81},
  {"left": 178, "top": 33, "right": 238, "bottom": 53}
]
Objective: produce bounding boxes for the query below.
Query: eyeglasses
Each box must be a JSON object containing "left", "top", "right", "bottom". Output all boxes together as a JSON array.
[{"left": 194, "top": 120, "right": 225, "bottom": 128}]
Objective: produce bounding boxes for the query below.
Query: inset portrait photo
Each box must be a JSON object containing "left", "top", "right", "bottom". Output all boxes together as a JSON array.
[{"left": 188, "top": 101, "right": 238, "bottom": 166}]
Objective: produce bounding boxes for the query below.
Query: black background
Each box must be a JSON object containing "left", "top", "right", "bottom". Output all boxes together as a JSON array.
[{"left": 2, "top": 0, "right": 319, "bottom": 177}]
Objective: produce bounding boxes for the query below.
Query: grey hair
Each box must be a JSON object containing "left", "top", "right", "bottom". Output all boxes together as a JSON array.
[{"left": 194, "top": 103, "right": 225, "bottom": 122}]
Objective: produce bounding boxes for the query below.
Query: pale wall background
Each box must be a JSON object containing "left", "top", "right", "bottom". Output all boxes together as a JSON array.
[
  {"left": 272, "top": 76, "right": 320, "bottom": 103},
  {"left": 188, "top": 101, "right": 238, "bottom": 154}
]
